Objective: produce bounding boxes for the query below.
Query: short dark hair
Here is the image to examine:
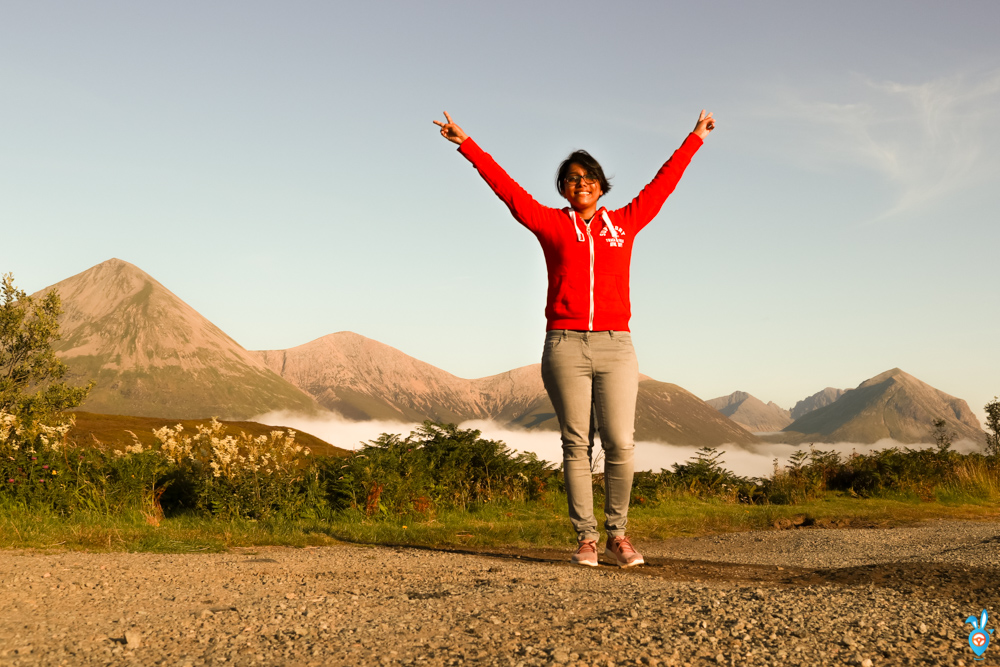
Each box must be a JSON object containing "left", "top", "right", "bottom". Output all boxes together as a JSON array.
[{"left": 556, "top": 150, "right": 612, "bottom": 197}]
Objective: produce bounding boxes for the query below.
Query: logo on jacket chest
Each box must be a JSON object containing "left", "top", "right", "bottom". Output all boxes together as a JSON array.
[{"left": 600, "top": 225, "right": 626, "bottom": 248}]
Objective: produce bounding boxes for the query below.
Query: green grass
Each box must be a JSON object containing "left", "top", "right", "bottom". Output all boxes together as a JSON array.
[
  {"left": 627, "top": 493, "right": 1000, "bottom": 540},
  {"left": 0, "top": 508, "right": 340, "bottom": 553},
  {"left": 5, "top": 492, "right": 1000, "bottom": 553}
]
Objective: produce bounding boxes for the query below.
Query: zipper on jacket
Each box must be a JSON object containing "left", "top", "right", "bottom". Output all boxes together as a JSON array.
[{"left": 586, "top": 220, "right": 595, "bottom": 331}]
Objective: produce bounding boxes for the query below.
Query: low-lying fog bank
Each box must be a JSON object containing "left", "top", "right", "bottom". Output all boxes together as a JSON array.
[{"left": 254, "top": 411, "right": 982, "bottom": 479}]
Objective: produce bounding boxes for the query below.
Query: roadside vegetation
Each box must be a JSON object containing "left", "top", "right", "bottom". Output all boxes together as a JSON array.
[
  {"left": 4, "top": 405, "right": 1000, "bottom": 552},
  {"left": 3, "top": 271, "right": 1000, "bottom": 552}
]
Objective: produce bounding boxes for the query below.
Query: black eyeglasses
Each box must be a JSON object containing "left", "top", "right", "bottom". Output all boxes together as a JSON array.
[{"left": 563, "top": 174, "right": 598, "bottom": 186}]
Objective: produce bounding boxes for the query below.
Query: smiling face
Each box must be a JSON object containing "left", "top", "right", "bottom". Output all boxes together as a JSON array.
[{"left": 560, "top": 163, "right": 604, "bottom": 217}]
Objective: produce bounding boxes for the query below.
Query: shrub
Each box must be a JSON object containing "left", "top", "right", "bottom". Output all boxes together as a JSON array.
[
  {"left": 0, "top": 274, "right": 91, "bottom": 423},
  {"left": 1, "top": 410, "right": 314, "bottom": 520},
  {"left": 320, "top": 422, "right": 556, "bottom": 517},
  {"left": 153, "top": 418, "right": 317, "bottom": 520},
  {"left": 630, "top": 447, "right": 766, "bottom": 506},
  {"left": 7, "top": 411, "right": 1000, "bottom": 520},
  {"left": 0, "top": 411, "right": 168, "bottom": 515},
  {"left": 932, "top": 418, "right": 955, "bottom": 452},
  {"left": 985, "top": 397, "right": 1000, "bottom": 457}
]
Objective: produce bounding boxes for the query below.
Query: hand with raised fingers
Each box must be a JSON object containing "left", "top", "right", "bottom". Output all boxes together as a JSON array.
[
  {"left": 433, "top": 111, "right": 468, "bottom": 145},
  {"left": 693, "top": 110, "right": 716, "bottom": 139}
]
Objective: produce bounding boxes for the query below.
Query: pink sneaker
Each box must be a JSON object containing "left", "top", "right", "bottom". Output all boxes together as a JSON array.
[
  {"left": 605, "top": 535, "right": 644, "bottom": 568},
  {"left": 571, "top": 539, "right": 599, "bottom": 567}
]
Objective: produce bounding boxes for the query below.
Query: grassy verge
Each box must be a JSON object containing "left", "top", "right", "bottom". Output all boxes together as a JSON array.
[
  {"left": 6, "top": 416, "right": 1000, "bottom": 554},
  {"left": 4, "top": 492, "right": 1000, "bottom": 553}
]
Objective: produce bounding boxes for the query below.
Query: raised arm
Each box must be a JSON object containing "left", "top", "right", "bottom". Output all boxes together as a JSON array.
[
  {"left": 616, "top": 110, "right": 716, "bottom": 232},
  {"left": 432, "top": 111, "right": 548, "bottom": 232}
]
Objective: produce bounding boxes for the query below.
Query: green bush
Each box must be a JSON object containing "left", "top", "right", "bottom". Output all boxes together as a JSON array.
[
  {"left": 762, "top": 448, "right": 842, "bottom": 504},
  {"left": 985, "top": 397, "right": 1000, "bottom": 457},
  {"left": 1, "top": 413, "right": 168, "bottom": 515},
  {"left": 628, "top": 441, "right": 1000, "bottom": 507},
  {"left": 5, "top": 410, "right": 1000, "bottom": 520},
  {"left": 752, "top": 445, "right": 1000, "bottom": 503},
  {"left": 152, "top": 419, "right": 319, "bottom": 520},
  {"left": 630, "top": 447, "right": 766, "bottom": 506},
  {"left": 0, "top": 274, "right": 91, "bottom": 423},
  {"left": 1, "top": 411, "right": 315, "bottom": 520},
  {"left": 2, "top": 415, "right": 557, "bottom": 521},
  {"left": 320, "top": 422, "right": 556, "bottom": 517}
]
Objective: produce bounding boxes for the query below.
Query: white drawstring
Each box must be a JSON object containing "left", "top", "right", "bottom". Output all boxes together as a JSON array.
[
  {"left": 566, "top": 209, "right": 585, "bottom": 242},
  {"left": 601, "top": 210, "right": 619, "bottom": 239}
]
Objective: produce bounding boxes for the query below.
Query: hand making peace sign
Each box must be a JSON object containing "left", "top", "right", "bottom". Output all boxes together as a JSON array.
[
  {"left": 436, "top": 109, "right": 713, "bottom": 144},
  {"left": 693, "top": 110, "right": 716, "bottom": 139},
  {"left": 433, "top": 111, "right": 468, "bottom": 145}
]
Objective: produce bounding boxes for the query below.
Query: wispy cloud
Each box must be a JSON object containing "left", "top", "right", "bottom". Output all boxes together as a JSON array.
[{"left": 755, "top": 69, "right": 1000, "bottom": 221}]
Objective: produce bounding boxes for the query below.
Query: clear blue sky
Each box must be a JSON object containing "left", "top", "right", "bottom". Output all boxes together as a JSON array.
[{"left": 3, "top": 1, "right": 998, "bottom": 421}]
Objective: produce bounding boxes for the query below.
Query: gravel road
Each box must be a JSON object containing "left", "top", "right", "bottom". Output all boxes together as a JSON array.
[{"left": 3, "top": 520, "right": 1000, "bottom": 667}]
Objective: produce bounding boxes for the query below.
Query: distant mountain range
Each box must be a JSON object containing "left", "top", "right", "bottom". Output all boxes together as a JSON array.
[
  {"left": 254, "top": 332, "right": 758, "bottom": 447},
  {"left": 706, "top": 391, "right": 792, "bottom": 433},
  {"left": 709, "top": 375, "right": 984, "bottom": 445},
  {"left": 38, "top": 259, "right": 987, "bottom": 447},
  {"left": 778, "top": 368, "right": 985, "bottom": 445},
  {"left": 40, "top": 259, "right": 757, "bottom": 447}
]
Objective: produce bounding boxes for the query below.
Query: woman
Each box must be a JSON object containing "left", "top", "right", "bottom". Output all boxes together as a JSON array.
[{"left": 434, "top": 110, "right": 715, "bottom": 567}]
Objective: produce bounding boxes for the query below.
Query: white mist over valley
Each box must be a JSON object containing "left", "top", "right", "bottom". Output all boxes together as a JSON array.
[{"left": 254, "top": 411, "right": 982, "bottom": 480}]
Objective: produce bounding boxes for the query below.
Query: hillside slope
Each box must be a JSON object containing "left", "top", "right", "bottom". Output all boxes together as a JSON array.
[
  {"left": 780, "top": 368, "right": 984, "bottom": 444},
  {"left": 37, "top": 259, "right": 318, "bottom": 419},
  {"left": 255, "top": 333, "right": 760, "bottom": 447}
]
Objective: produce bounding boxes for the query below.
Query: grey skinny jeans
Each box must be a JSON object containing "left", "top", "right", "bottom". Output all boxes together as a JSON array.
[{"left": 541, "top": 330, "right": 638, "bottom": 542}]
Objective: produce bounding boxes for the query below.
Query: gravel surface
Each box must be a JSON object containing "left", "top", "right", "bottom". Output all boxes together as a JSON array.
[
  {"left": 3, "top": 520, "right": 1000, "bottom": 666},
  {"left": 644, "top": 520, "right": 1000, "bottom": 569}
]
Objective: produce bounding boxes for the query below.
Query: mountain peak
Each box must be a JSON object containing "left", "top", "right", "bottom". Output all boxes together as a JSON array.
[
  {"left": 96, "top": 257, "right": 133, "bottom": 269},
  {"left": 35, "top": 260, "right": 156, "bottom": 332},
  {"left": 705, "top": 391, "right": 791, "bottom": 433},
  {"left": 36, "top": 259, "right": 221, "bottom": 360},
  {"left": 863, "top": 367, "right": 910, "bottom": 386},
  {"left": 73, "top": 257, "right": 152, "bottom": 281},
  {"left": 790, "top": 387, "right": 847, "bottom": 420},
  {"left": 783, "top": 369, "right": 983, "bottom": 444},
  {"left": 706, "top": 391, "right": 752, "bottom": 409},
  {"left": 35, "top": 260, "right": 317, "bottom": 419}
]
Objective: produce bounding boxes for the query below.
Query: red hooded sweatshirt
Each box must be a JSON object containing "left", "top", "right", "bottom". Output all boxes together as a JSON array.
[{"left": 458, "top": 133, "right": 702, "bottom": 332}]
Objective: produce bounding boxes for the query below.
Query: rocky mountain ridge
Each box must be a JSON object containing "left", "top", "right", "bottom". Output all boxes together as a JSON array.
[
  {"left": 254, "top": 333, "right": 759, "bottom": 446},
  {"left": 36, "top": 259, "right": 987, "bottom": 447},
  {"left": 35, "top": 259, "right": 318, "bottom": 419},
  {"left": 778, "top": 368, "right": 984, "bottom": 444},
  {"left": 791, "top": 387, "right": 847, "bottom": 420},
  {"left": 705, "top": 391, "right": 793, "bottom": 433}
]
